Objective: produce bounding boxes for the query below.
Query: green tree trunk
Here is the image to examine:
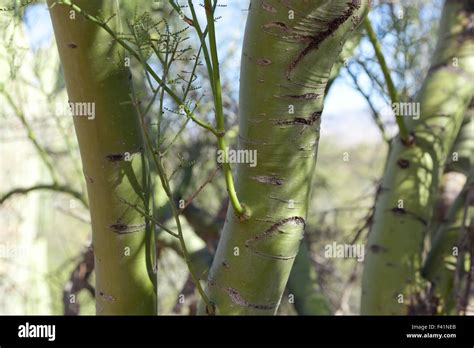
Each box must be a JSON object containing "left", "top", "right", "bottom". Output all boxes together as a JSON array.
[
  {"left": 361, "top": 0, "right": 474, "bottom": 315},
  {"left": 430, "top": 102, "right": 473, "bottom": 240},
  {"left": 48, "top": 0, "right": 156, "bottom": 314},
  {"left": 202, "top": 0, "right": 369, "bottom": 315},
  {"left": 422, "top": 171, "right": 473, "bottom": 314},
  {"left": 422, "top": 102, "right": 474, "bottom": 314},
  {"left": 287, "top": 238, "right": 331, "bottom": 315}
]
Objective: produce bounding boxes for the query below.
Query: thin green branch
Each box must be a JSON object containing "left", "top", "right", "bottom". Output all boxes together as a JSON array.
[
  {"left": 52, "top": 0, "right": 219, "bottom": 137},
  {"left": 364, "top": 17, "right": 409, "bottom": 141},
  {"left": 204, "top": 0, "right": 247, "bottom": 218},
  {"left": 120, "top": 198, "right": 179, "bottom": 238},
  {"left": 132, "top": 91, "right": 215, "bottom": 314},
  {"left": 187, "top": 0, "right": 215, "bottom": 96}
]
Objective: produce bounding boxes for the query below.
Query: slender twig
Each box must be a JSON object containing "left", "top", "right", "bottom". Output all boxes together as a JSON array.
[
  {"left": 0, "top": 184, "right": 88, "bottom": 208},
  {"left": 345, "top": 65, "right": 389, "bottom": 142},
  {"left": 132, "top": 92, "right": 214, "bottom": 314},
  {"left": 203, "top": 0, "right": 247, "bottom": 218},
  {"left": 2, "top": 90, "right": 59, "bottom": 183},
  {"left": 181, "top": 164, "right": 222, "bottom": 211},
  {"left": 52, "top": 0, "right": 219, "bottom": 137},
  {"left": 187, "top": 0, "right": 215, "bottom": 96},
  {"left": 120, "top": 198, "right": 179, "bottom": 238},
  {"left": 364, "top": 17, "right": 409, "bottom": 141}
]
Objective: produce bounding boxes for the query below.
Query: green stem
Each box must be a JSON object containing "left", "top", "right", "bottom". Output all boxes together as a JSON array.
[
  {"left": 364, "top": 17, "right": 409, "bottom": 141},
  {"left": 53, "top": 0, "right": 218, "bottom": 137},
  {"left": 203, "top": 0, "right": 247, "bottom": 217}
]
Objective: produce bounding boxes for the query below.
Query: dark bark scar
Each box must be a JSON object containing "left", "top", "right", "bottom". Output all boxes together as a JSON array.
[
  {"left": 287, "top": 0, "right": 361, "bottom": 78},
  {"left": 273, "top": 111, "right": 321, "bottom": 126},
  {"left": 226, "top": 287, "right": 277, "bottom": 310},
  {"left": 245, "top": 216, "right": 305, "bottom": 260}
]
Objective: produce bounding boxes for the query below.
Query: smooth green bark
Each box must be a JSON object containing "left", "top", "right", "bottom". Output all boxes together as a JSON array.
[
  {"left": 422, "top": 103, "right": 474, "bottom": 314},
  {"left": 287, "top": 238, "right": 331, "bottom": 315},
  {"left": 48, "top": 0, "right": 156, "bottom": 314},
  {"left": 361, "top": 0, "right": 474, "bottom": 314},
  {"left": 422, "top": 172, "right": 473, "bottom": 314},
  {"left": 202, "top": 0, "right": 369, "bottom": 315}
]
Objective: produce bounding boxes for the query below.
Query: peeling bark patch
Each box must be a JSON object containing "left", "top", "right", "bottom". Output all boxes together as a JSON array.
[
  {"left": 256, "top": 57, "right": 272, "bottom": 66},
  {"left": 369, "top": 244, "right": 388, "bottom": 253},
  {"left": 261, "top": 1, "right": 277, "bottom": 13},
  {"left": 274, "top": 111, "right": 321, "bottom": 126},
  {"left": 245, "top": 216, "right": 305, "bottom": 260},
  {"left": 288, "top": 0, "right": 361, "bottom": 76},
  {"left": 397, "top": 159, "right": 410, "bottom": 168},
  {"left": 109, "top": 222, "right": 146, "bottom": 234},
  {"left": 226, "top": 287, "right": 276, "bottom": 310},
  {"left": 253, "top": 175, "right": 285, "bottom": 185}
]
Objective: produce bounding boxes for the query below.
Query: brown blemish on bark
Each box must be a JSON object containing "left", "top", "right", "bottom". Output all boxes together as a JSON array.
[
  {"left": 273, "top": 111, "right": 321, "bottom": 126},
  {"left": 390, "top": 207, "right": 428, "bottom": 225},
  {"left": 106, "top": 153, "right": 126, "bottom": 162},
  {"left": 83, "top": 170, "right": 94, "bottom": 184},
  {"left": 261, "top": 1, "right": 277, "bottom": 14},
  {"left": 263, "top": 21, "right": 290, "bottom": 32},
  {"left": 391, "top": 207, "right": 406, "bottom": 215},
  {"left": 109, "top": 222, "right": 146, "bottom": 234},
  {"left": 397, "top": 159, "right": 410, "bottom": 168},
  {"left": 253, "top": 175, "right": 285, "bottom": 185},
  {"left": 245, "top": 216, "right": 305, "bottom": 260},
  {"left": 106, "top": 149, "right": 142, "bottom": 162},
  {"left": 275, "top": 93, "right": 319, "bottom": 100},
  {"left": 226, "top": 287, "right": 276, "bottom": 310},
  {"left": 369, "top": 244, "right": 388, "bottom": 253},
  {"left": 287, "top": 0, "right": 361, "bottom": 77},
  {"left": 67, "top": 43, "right": 78, "bottom": 49},
  {"left": 99, "top": 291, "right": 116, "bottom": 302},
  {"left": 401, "top": 133, "right": 416, "bottom": 146},
  {"left": 256, "top": 57, "right": 272, "bottom": 65}
]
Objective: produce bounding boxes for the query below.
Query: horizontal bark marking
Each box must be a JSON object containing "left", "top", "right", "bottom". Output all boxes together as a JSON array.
[
  {"left": 389, "top": 207, "right": 428, "bottom": 226},
  {"left": 273, "top": 111, "right": 321, "bottom": 126},
  {"left": 256, "top": 57, "right": 272, "bottom": 65},
  {"left": 106, "top": 148, "right": 142, "bottom": 162},
  {"left": 369, "top": 244, "right": 388, "bottom": 253},
  {"left": 263, "top": 21, "right": 291, "bottom": 32},
  {"left": 245, "top": 216, "right": 305, "bottom": 260},
  {"left": 109, "top": 222, "right": 146, "bottom": 234},
  {"left": 274, "top": 92, "right": 320, "bottom": 100},
  {"left": 226, "top": 287, "right": 277, "bottom": 310},
  {"left": 253, "top": 175, "right": 285, "bottom": 185},
  {"left": 98, "top": 291, "right": 116, "bottom": 302}
]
